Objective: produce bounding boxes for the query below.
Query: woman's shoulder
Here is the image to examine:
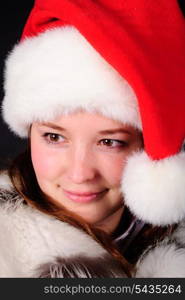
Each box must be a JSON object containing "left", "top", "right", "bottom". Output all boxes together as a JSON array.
[
  {"left": 0, "top": 170, "right": 22, "bottom": 206},
  {"left": 135, "top": 220, "right": 185, "bottom": 277}
]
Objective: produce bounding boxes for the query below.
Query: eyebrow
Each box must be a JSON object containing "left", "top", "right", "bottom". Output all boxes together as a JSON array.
[
  {"left": 39, "top": 122, "right": 131, "bottom": 135},
  {"left": 39, "top": 122, "right": 66, "bottom": 131},
  {"left": 98, "top": 128, "right": 131, "bottom": 135}
]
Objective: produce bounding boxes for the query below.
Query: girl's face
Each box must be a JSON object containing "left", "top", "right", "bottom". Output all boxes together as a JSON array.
[{"left": 31, "top": 111, "right": 143, "bottom": 233}]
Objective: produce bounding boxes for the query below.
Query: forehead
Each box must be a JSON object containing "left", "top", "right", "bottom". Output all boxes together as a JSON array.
[{"left": 36, "top": 111, "right": 138, "bottom": 134}]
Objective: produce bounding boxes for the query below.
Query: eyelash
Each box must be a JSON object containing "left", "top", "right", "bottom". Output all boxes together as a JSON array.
[
  {"left": 42, "top": 133, "right": 128, "bottom": 149},
  {"left": 98, "top": 139, "right": 128, "bottom": 149},
  {"left": 42, "top": 133, "right": 65, "bottom": 144}
]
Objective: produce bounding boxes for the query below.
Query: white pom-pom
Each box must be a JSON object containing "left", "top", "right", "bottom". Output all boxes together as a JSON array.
[{"left": 122, "top": 151, "right": 185, "bottom": 225}]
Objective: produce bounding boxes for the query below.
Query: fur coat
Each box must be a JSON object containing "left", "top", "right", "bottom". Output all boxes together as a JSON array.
[{"left": 0, "top": 172, "right": 185, "bottom": 278}]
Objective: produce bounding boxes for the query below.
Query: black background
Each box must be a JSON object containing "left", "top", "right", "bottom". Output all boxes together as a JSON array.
[
  {"left": 0, "top": 1, "right": 34, "bottom": 168},
  {"left": 0, "top": 0, "right": 185, "bottom": 169}
]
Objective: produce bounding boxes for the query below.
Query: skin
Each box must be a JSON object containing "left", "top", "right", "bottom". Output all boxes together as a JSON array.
[{"left": 30, "top": 111, "right": 143, "bottom": 233}]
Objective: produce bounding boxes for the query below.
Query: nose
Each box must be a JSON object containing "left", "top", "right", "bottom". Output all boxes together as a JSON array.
[{"left": 67, "top": 147, "right": 97, "bottom": 184}]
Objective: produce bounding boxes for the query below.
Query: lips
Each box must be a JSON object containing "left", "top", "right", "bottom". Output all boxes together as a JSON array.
[{"left": 63, "top": 189, "right": 107, "bottom": 203}]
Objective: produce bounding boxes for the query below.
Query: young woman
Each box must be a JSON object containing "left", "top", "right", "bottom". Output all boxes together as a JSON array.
[{"left": 0, "top": 0, "right": 185, "bottom": 277}]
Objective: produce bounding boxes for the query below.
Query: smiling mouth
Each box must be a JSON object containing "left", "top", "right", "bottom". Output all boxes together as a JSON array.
[{"left": 63, "top": 189, "right": 108, "bottom": 203}]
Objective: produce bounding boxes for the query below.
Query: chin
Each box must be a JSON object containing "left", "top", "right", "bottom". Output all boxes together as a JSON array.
[{"left": 76, "top": 212, "right": 106, "bottom": 225}]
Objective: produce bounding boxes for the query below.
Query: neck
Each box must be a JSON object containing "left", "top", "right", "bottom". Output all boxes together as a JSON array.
[{"left": 95, "top": 205, "right": 124, "bottom": 234}]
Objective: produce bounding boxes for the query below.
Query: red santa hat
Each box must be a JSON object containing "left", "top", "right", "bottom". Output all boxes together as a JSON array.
[{"left": 2, "top": 0, "right": 185, "bottom": 226}]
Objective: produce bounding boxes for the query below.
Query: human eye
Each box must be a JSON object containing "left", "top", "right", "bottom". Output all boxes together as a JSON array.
[
  {"left": 42, "top": 132, "right": 66, "bottom": 144},
  {"left": 98, "top": 139, "right": 128, "bottom": 149}
]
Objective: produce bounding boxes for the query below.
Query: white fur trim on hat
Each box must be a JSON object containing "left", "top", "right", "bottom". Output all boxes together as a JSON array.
[
  {"left": 2, "top": 26, "right": 141, "bottom": 137},
  {"left": 122, "top": 151, "right": 185, "bottom": 226}
]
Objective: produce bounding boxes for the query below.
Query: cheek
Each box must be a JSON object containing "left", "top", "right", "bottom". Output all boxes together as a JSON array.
[
  {"left": 99, "top": 154, "right": 127, "bottom": 186},
  {"left": 31, "top": 142, "right": 61, "bottom": 180}
]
